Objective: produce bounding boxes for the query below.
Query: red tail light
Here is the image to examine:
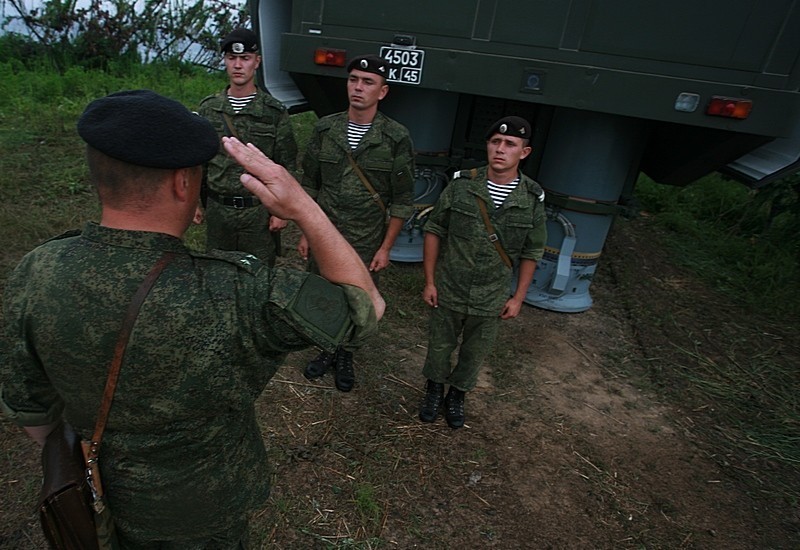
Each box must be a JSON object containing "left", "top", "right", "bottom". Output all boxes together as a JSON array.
[
  {"left": 314, "top": 48, "right": 346, "bottom": 67},
  {"left": 706, "top": 96, "right": 753, "bottom": 119}
]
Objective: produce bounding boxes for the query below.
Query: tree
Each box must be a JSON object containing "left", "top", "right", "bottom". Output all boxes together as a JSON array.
[{"left": 2, "top": 0, "right": 249, "bottom": 71}]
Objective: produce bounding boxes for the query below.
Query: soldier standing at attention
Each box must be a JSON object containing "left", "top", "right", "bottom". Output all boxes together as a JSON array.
[
  {"left": 298, "top": 54, "right": 416, "bottom": 392},
  {"left": 2, "top": 90, "right": 383, "bottom": 548},
  {"left": 198, "top": 27, "right": 298, "bottom": 267},
  {"left": 418, "top": 116, "right": 547, "bottom": 428}
]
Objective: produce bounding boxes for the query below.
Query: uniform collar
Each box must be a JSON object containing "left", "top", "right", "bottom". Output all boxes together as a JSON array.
[
  {"left": 332, "top": 111, "right": 387, "bottom": 153},
  {"left": 81, "top": 222, "right": 188, "bottom": 253}
]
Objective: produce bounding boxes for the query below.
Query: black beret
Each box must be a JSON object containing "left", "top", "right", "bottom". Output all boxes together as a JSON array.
[
  {"left": 485, "top": 116, "right": 532, "bottom": 141},
  {"left": 77, "top": 90, "right": 219, "bottom": 169},
  {"left": 346, "top": 54, "right": 389, "bottom": 78},
  {"left": 220, "top": 28, "right": 259, "bottom": 54}
]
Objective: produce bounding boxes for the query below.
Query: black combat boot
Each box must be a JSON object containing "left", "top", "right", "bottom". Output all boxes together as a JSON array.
[
  {"left": 334, "top": 348, "right": 355, "bottom": 392},
  {"left": 444, "top": 387, "right": 466, "bottom": 429},
  {"left": 419, "top": 380, "right": 445, "bottom": 423},
  {"left": 304, "top": 349, "right": 335, "bottom": 379}
]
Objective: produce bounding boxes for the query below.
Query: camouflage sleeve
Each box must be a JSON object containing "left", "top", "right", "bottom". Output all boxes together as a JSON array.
[
  {"left": 422, "top": 182, "right": 453, "bottom": 238},
  {"left": 274, "top": 109, "right": 298, "bottom": 175},
  {"left": 196, "top": 96, "right": 214, "bottom": 122},
  {"left": 521, "top": 200, "right": 548, "bottom": 261},
  {"left": 387, "top": 134, "right": 416, "bottom": 220},
  {"left": 1, "top": 265, "right": 65, "bottom": 427},
  {"left": 0, "top": 385, "right": 64, "bottom": 426},
  {"left": 252, "top": 268, "right": 378, "bottom": 354},
  {"left": 300, "top": 125, "right": 323, "bottom": 199}
]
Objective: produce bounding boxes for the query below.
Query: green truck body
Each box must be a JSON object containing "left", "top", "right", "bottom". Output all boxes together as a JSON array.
[{"left": 253, "top": 0, "right": 800, "bottom": 311}]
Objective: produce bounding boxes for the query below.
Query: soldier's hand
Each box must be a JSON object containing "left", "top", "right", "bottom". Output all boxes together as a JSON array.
[
  {"left": 297, "top": 234, "right": 310, "bottom": 260},
  {"left": 269, "top": 216, "right": 288, "bottom": 232},
  {"left": 500, "top": 297, "right": 523, "bottom": 319},
  {"left": 369, "top": 249, "right": 391, "bottom": 272},
  {"left": 422, "top": 284, "right": 438, "bottom": 308}
]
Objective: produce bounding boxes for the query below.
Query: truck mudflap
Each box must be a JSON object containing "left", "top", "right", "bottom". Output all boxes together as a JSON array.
[{"left": 722, "top": 123, "right": 800, "bottom": 188}]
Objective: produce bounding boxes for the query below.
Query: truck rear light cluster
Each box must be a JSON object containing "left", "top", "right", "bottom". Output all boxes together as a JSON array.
[
  {"left": 706, "top": 96, "right": 753, "bottom": 119},
  {"left": 314, "top": 48, "right": 346, "bottom": 67}
]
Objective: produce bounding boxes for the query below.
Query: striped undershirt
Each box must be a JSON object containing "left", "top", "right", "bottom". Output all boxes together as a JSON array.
[
  {"left": 486, "top": 177, "right": 521, "bottom": 208},
  {"left": 347, "top": 121, "right": 372, "bottom": 149},
  {"left": 227, "top": 92, "right": 256, "bottom": 113}
]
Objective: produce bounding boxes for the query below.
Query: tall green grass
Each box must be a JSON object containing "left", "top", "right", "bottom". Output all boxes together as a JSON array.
[
  {"left": 0, "top": 62, "right": 228, "bottom": 278},
  {"left": 635, "top": 173, "right": 800, "bottom": 320}
]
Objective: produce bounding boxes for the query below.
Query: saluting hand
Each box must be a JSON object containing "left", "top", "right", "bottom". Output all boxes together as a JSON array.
[{"left": 222, "top": 137, "right": 312, "bottom": 222}]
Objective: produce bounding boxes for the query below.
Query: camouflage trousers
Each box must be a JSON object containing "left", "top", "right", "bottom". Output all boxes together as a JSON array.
[
  {"left": 205, "top": 200, "right": 278, "bottom": 267},
  {"left": 422, "top": 305, "right": 500, "bottom": 392}
]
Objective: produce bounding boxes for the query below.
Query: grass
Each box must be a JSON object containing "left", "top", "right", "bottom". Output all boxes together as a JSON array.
[
  {"left": 630, "top": 173, "right": 800, "bottom": 478},
  {"left": 634, "top": 173, "right": 800, "bottom": 318},
  {"left": 1, "top": 63, "right": 799, "bottom": 547}
]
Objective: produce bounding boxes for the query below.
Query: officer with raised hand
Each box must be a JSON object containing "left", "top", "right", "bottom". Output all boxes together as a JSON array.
[{"left": 2, "top": 89, "right": 382, "bottom": 548}]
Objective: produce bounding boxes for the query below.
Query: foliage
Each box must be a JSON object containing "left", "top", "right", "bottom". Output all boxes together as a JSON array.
[
  {"left": 1, "top": 0, "right": 249, "bottom": 71},
  {"left": 635, "top": 172, "right": 800, "bottom": 318},
  {"left": 0, "top": 62, "right": 225, "bottom": 278}
]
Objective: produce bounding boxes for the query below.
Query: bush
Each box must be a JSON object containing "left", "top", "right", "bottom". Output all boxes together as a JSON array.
[
  {"left": 2, "top": 0, "right": 248, "bottom": 72},
  {"left": 636, "top": 173, "right": 800, "bottom": 317}
]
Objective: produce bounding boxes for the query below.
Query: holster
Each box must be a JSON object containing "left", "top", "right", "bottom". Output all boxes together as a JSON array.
[{"left": 39, "top": 422, "right": 99, "bottom": 550}]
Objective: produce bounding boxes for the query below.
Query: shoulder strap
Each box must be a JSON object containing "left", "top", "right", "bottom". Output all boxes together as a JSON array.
[
  {"left": 475, "top": 196, "right": 513, "bottom": 268},
  {"left": 82, "top": 251, "right": 176, "bottom": 504},
  {"left": 222, "top": 113, "right": 238, "bottom": 139},
  {"left": 452, "top": 168, "right": 479, "bottom": 181},
  {"left": 346, "top": 151, "right": 386, "bottom": 213}
]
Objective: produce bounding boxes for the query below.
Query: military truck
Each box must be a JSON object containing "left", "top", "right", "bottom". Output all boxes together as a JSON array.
[{"left": 251, "top": 0, "right": 800, "bottom": 312}]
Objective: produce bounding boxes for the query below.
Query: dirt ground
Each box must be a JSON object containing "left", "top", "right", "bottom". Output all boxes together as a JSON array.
[
  {"left": 1, "top": 216, "right": 798, "bottom": 549},
  {"left": 255, "top": 216, "right": 799, "bottom": 549}
]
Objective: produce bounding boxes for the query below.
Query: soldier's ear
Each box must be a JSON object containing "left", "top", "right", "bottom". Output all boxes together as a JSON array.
[{"left": 171, "top": 168, "right": 192, "bottom": 202}]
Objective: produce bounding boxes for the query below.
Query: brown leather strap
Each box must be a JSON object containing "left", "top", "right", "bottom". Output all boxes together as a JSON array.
[
  {"left": 346, "top": 152, "right": 386, "bottom": 212},
  {"left": 87, "top": 251, "right": 176, "bottom": 458},
  {"left": 475, "top": 196, "right": 513, "bottom": 268}
]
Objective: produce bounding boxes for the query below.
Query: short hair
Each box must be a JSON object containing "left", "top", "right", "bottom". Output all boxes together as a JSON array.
[{"left": 86, "top": 146, "right": 172, "bottom": 209}]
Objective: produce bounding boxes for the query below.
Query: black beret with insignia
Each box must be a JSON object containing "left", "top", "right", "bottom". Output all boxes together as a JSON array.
[
  {"left": 220, "top": 28, "right": 259, "bottom": 54},
  {"left": 346, "top": 54, "right": 389, "bottom": 78},
  {"left": 77, "top": 90, "right": 220, "bottom": 169},
  {"left": 484, "top": 116, "right": 532, "bottom": 141}
]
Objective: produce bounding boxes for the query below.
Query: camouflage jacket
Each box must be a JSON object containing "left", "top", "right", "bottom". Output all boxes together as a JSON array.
[
  {"left": 199, "top": 87, "right": 298, "bottom": 195},
  {"left": 301, "top": 111, "right": 415, "bottom": 257},
  {"left": 0, "top": 223, "right": 376, "bottom": 541},
  {"left": 424, "top": 166, "right": 547, "bottom": 315}
]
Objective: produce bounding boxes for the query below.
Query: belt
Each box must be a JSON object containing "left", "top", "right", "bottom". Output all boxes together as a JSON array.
[{"left": 207, "top": 188, "right": 261, "bottom": 209}]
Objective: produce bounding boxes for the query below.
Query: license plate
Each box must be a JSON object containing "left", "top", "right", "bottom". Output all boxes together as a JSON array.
[{"left": 380, "top": 46, "right": 425, "bottom": 85}]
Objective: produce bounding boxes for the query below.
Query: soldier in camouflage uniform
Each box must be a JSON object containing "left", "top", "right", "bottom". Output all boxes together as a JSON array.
[
  {"left": 1, "top": 90, "right": 383, "bottom": 548},
  {"left": 298, "top": 54, "right": 415, "bottom": 392},
  {"left": 198, "top": 28, "right": 298, "bottom": 267},
  {"left": 419, "top": 116, "right": 547, "bottom": 428}
]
